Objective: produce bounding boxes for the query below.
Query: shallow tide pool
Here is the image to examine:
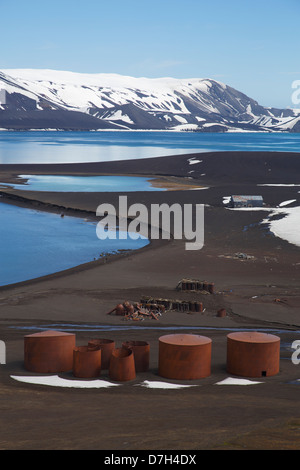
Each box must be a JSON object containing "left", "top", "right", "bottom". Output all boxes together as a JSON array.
[
  {"left": 0, "top": 202, "right": 148, "bottom": 286},
  {"left": 0, "top": 174, "right": 165, "bottom": 192}
]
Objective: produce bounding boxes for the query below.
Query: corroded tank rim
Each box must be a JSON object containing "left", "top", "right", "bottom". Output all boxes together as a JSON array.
[
  {"left": 227, "top": 331, "right": 280, "bottom": 343},
  {"left": 159, "top": 333, "right": 212, "bottom": 346},
  {"left": 24, "top": 330, "right": 75, "bottom": 338}
]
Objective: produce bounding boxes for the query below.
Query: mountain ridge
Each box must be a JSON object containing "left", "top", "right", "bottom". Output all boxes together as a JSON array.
[{"left": 0, "top": 69, "right": 299, "bottom": 132}]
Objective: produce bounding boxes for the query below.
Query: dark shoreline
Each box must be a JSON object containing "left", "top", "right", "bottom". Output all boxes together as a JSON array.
[{"left": 1, "top": 149, "right": 300, "bottom": 181}]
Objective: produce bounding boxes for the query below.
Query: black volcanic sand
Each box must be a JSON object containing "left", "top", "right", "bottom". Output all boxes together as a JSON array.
[{"left": 0, "top": 151, "right": 300, "bottom": 451}]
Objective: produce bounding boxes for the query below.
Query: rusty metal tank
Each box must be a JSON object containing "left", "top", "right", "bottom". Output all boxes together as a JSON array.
[
  {"left": 87, "top": 338, "right": 115, "bottom": 369},
  {"left": 72, "top": 345, "right": 102, "bottom": 378},
  {"left": 217, "top": 308, "right": 227, "bottom": 317},
  {"left": 158, "top": 333, "right": 212, "bottom": 380},
  {"left": 122, "top": 340, "right": 150, "bottom": 372},
  {"left": 226, "top": 331, "right": 280, "bottom": 377},
  {"left": 115, "top": 304, "right": 126, "bottom": 315},
  {"left": 109, "top": 347, "right": 136, "bottom": 382},
  {"left": 24, "top": 330, "right": 76, "bottom": 373}
]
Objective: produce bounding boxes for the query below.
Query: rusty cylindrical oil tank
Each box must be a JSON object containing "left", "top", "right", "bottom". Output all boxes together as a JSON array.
[
  {"left": 158, "top": 334, "right": 212, "bottom": 380},
  {"left": 72, "top": 345, "right": 102, "bottom": 378},
  {"left": 88, "top": 338, "right": 115, "bottom": 369},
  {"left": 122, "top": 341, "right": 150, "bottom": 372},
  {"left": 24, "top": 330, "right": 76, "bottom": 373},
  {"left": 217, "top": 308, "right": 227, "bottom": 317},
  {"left": 109, "top": 347, "right": 136, "bottom": 382},
  {"left": 226, "top": 331, "right": 280, "bottom": 378}
]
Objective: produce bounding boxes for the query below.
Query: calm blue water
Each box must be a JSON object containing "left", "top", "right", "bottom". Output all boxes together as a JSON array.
[
  {"left": 0, "top": 131, "right": 299, "bottom": 164},
  {"left": 0, "top": 174, "right": 165, "bottom": 192},
  {"left": 0, "top": 202, "right": 148, "bottom": 286}
]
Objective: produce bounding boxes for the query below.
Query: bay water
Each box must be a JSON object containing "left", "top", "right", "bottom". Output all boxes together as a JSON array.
[{"left": 0, "top": 130, "right": 299, "bottom": 164}]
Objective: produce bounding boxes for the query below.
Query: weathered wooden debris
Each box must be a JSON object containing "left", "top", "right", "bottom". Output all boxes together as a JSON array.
[
  {"left": 140, "top": 296, "right": 203, "bottom": 313},
  {"left": 176, "top": 279, "right": 215, "bottom": 294}
]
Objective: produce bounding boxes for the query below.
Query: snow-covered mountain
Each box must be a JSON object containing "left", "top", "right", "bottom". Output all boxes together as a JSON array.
[{"left": 0, "top": 68, "right": 299, "bottom": 132}]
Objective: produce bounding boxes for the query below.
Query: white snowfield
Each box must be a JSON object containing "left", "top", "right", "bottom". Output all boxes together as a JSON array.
[
  {"left": 261, "top": 206, "right": 300, "bottom": 248},
  {"left": 228, "top": 204, "right": 300, "bottom": 248}
]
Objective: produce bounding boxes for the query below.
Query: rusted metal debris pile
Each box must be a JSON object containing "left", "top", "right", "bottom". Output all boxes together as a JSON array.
[
  {"left": 106, "top": 301, "right": 162, "bottom": 321},
  {"left": 105, "top": 280, "right": 216, "bottom": 322},
  {"left": 106, "top": 297, "right": 205, "bottom": 322},
  {"left": 176, "top": 278, "right": 215, "bottom": 294}
]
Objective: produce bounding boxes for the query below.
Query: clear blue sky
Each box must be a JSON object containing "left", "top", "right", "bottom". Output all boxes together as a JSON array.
[{"left": 1, "top": 0, "right": 299, "bottom": 109}]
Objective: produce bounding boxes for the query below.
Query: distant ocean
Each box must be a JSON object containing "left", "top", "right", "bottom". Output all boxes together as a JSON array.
[{"left": 0, "top": 130, "right": 299, "bottom": 164}]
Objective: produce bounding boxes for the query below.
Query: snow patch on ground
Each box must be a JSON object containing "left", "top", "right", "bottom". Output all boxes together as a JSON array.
[
  {"left": 10, "top": 375, "right": 121, "bottom": 388},
  {"left": 278, "top": 199, "right": 296, "bottom": 207},
  {"left": 188, "top": 158, "right": 203, "bottom": 165},
  {"left": 227, "top": 205, "right": 300, "bottom": 247},
  {"left": 103, "top": 110, "right": 134, "bottom": 124},
  {"left": 258, "top": 184, "right": 300, "bottom": 187},
  {"left": 215, "top": 377, "right": 263, "bottom": 385},
  {"left": 261, "top": 206, "right": 300, "bottom": 247},
  {"left": 227, "top": 207, "right": 272, "bottom": 212},
  {"left": 138, "top": 380, "right": 198, "bottom": 389},
  {"left": 174, "top": 115, "right": 188, "bottom": 124}
]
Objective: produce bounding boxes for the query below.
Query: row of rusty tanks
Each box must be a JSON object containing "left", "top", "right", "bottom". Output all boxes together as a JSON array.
[{"left": 24, "top": 330, "right": 281, "bottom": 382}]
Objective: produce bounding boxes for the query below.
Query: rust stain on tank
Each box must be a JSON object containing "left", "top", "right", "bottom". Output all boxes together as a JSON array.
[{"left": 217, "top": 308, "right": 227, "bottom": 317}]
